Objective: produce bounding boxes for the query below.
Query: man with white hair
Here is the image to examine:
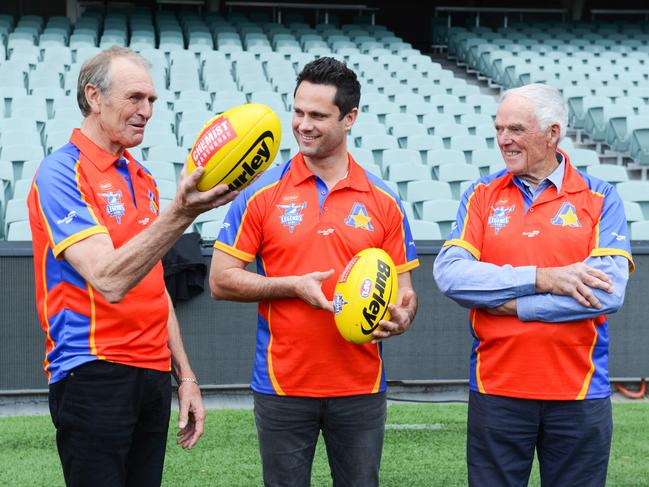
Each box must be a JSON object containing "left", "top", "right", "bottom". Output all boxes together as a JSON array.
[{"left": 434, "top": 83, "right": 633, "bottom": 486}]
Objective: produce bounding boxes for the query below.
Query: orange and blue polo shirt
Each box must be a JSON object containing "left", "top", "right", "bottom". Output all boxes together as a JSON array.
[
  {"left": 214, "top": 152, "right": 419, "bottom": 397},
  {"left": 27, "top": 129, "right": 170, "bottom": 384},
  {"left": 443, "top": 154, "right": 633, "bottom": 400}
]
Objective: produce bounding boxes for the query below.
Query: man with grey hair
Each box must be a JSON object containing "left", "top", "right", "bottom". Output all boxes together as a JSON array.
[
  {"left": 27, "top": 46, "right": 236, "bottom": 486},
  {"left": 434, "top": 83, "right": 633, "bottom": 486}
]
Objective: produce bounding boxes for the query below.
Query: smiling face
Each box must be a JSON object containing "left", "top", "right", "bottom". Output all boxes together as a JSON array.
[
  {"left": 495, "top": 94, "right": 560, "bottom": 184},
  {"left": 88, "top": 56, "right": 157, "bottom": 154},
  {"left": 292, "top": 81, "right": 356, "bottom": 163}
]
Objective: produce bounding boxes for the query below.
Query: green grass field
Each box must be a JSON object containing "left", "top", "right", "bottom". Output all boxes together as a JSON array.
[{"left": 1, "top": 403, "right": 648, "bottom": 486}]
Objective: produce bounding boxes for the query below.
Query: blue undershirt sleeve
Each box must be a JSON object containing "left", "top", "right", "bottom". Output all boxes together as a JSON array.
[
  {"left": 433, "top": 245, "right": 536, "bottom": 309},
  {"left": 516, "top": 255, "right": 629, "bottom": 322}
]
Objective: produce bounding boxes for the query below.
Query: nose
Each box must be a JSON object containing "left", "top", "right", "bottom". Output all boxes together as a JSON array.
[
  {"left": 296, "top": 115, "right": 313, "bottom": 132},
  {"left": 138, "top": 99, "right": 153, "bottom": 120},
  {"left": 497, "top": 129, "right": 512, "bottom": 147}
]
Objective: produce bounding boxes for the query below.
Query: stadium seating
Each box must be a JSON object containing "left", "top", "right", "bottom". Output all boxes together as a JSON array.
[{"left": 4, "top": 11, "right": 649, "bottom": 241}]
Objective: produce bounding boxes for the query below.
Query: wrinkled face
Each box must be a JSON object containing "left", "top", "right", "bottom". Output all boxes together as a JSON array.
[
  {"left": 95, "top": 57, "right": 157, "bottom": 152},
  {"left": 292, "top": 81, "right": 355, "bottom": 160},
  {"left": 495, "top": 94, "right": 557, "bottom": 179}
]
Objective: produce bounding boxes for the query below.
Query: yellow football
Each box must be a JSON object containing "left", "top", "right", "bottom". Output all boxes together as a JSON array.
[
  {"left": 187, "top": 103, "right": 281, "bottom": 191},
  {"left": 333, "top": 248, "right": 398, "bottom": 344}
]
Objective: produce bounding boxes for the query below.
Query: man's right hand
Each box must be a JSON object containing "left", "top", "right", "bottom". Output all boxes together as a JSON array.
[
  {"left": 171, "top": 165, "right": 238, "bottom": 220},
  {"left": 536, "top": 263, "right": 613, "bottom": 308},
  {"left": 293, "top": 269, "right": 335, "bottom": 312}
]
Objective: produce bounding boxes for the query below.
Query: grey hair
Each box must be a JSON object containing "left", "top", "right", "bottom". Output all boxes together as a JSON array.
[
  {"left": 77, "top": 46, "right": 152, "bottom": 117},
  {"left": 500, "top": 83, "right": 568, "bottom": 140}
]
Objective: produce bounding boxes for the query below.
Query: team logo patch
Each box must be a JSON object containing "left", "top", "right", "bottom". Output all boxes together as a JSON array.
[
  {"left": 488, "top": 205, "right": 515, "bottom": 234},
  {"left": 344, "top": 202, "right": 374, "bottom": 231},
  {"left": 277, "top": 201, "right": 307, "bottom": 233},
  {"left": 148, "top": 190, "right": 159, "bottom": 215},
  {"left": 333, "top": 293, "right": 348, "bottom": 316},
  {"left": 551, "top": 202, "right": 581, "bottom": 227},
  {"left": 98, "top": 190, "right": 126, "bottom": 224}
]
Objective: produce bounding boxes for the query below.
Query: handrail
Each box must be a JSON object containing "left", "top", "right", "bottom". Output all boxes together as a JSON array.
[
  {"left": 224, "top": 1, "right": 379, "bottom": 25},
  {"left": 590, "top": 9, "right": 649, "bottom": 21},
  {"left": 434, "top": 6, "right": 568, "bottom": 28}
]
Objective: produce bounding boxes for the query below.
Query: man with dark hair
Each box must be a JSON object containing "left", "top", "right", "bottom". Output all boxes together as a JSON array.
[
  {"left": 210, "top": 57, "right": 419, "bottom": 486},
  {"left": 27, "top": 46, "right": 236, "bottom": 486}
]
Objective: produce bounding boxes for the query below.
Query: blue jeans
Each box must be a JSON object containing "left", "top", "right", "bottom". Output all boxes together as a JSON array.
[
  {"left": 253, "top": 392, "right": 387, "bottom": 487},
  {"left": 467, "top": 391, "right": 612, "bottom": 487}
]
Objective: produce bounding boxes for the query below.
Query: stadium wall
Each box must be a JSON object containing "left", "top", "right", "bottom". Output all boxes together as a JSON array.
[{"left": 1, "top": 241, "right": 648, "bottom": 392}]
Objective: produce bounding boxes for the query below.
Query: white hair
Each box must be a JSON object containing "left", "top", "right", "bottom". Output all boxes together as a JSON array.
[{"left": 500, "top": 83, "right": 568, "bottom": 140}]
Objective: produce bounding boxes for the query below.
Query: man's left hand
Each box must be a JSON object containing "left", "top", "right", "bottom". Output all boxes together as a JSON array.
[
  {"left": 371, "top": 290, "right": 417, "bottom": 343},
  {"left": 176, "top": 381, "right": 205, "bottom": 449}
]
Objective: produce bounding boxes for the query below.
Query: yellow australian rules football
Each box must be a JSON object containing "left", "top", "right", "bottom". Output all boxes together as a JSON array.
[
  {"left": 333, "top": 248, "right": 398, "bottom": 344},
  {"left": 187, "top": 103, "right": 281, "bottom": 191}
]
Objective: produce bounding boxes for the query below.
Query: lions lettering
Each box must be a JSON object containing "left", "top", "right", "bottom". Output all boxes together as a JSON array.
[{"left": 361, "top": 259, "right": 392, "bottom": 335}]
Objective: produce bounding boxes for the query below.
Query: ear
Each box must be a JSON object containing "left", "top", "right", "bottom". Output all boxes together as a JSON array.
[
  {"left": 84, "top": 84, "right": 102, "bottom": 114},
  {"left": 343, "top": 107, "right": 358, "bottom": 133},
  {"left": 547, "top": 123, "right": 561, "bottom": 147}
]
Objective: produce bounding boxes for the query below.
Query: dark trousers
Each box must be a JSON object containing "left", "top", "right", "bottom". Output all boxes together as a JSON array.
[
  {"left": 48, "top": 361, "right": 172, "bottom": 487},
  {"left": 467, "top": 391, "right": 612, "bottom": 487},
  {"left": 253, "top": 392, "right": 387, "bottom": 487}
]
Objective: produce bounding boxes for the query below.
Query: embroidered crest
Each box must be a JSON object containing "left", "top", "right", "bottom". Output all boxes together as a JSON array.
[
  {"left": 487, "top": 205, "right": 515, "bottom": 234},
  {"left": 97, "top": 190, "right": 126, "bottom": 224},
  {"left": 277, "top": 201, "right": 307, "bottom": 233},
  {"left": 551, "top": 202, "right": 581, "bottom": 227},
  {"left": 344, "top": 202, "right": 374, "bottom": 231}
]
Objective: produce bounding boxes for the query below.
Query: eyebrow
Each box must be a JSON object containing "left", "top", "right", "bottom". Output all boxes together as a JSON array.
[
  {"left": 294, "top": 107, "right": 330, "bottom": 117},
  {"left": 494, "top": 123, "right": 526, "bottom": 130}
]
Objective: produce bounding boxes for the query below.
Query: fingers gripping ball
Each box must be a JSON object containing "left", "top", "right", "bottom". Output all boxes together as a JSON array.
[
  {"left": 333, "top": 248, "right": 398, "bottom": 344},
  {"left": 187, "top": 103, "right": 282, "bottom": 191}
]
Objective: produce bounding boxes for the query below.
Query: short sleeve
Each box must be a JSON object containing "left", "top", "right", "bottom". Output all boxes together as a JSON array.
[
  {"left": 214, "top": 185, "right": 265, "bottom": 263},
  {"left": 589, "top": 185, "right": 634, "bottom": 271},
  {"left": 443, "top": 181, "right": 485, "bottom": 260},
  {"left": 33, "top": 153, "right": 107, "bottom": 257},
  {"left": 382, "top": 192, "right": 419, "bottom": 273}
]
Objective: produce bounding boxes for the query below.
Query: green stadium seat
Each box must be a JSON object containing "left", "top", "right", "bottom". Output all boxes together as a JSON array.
[
  {"left": 629, "top": 127, "right": 649, "bottom": 165},
  {"left": 391, "top": 123, "right": 428, "bottom": 146},
  {"left": 623, "top": 201, "right": 644, "bottom": 235},
  {"left": 406, "top": 180, "right": 453, "bottom": 218},
  {"left": 565, "top": 148, "right": 600, "bottom": 170},
  {"left": 6, "top": 218, "right": 31, "bottom": 241},
  {"left": 606, "top": 114, "right": 649, "bottom": 153},
  {"left": 409, "top": 219, "right": 442, "bottom": 240},
  {"left": 420, "top": 199, "right": 460, "bottom": 236},
  {"left": 471, "top": 148, "right": 503, "bottom": 175},
  {"left": 385, "top": 162, "right": 431, "bottom": 195},
  {"left": 357, "top": 134, "right": 399, "bottom": 165},
  {"left": 431, "top": 124, "right": 469, "bottom": 148},
  {"left": 437, "top": 163, "right": 481, "bottom": 199},
  {"left": 382, "top": 148, "right": 422, "bottom": 170},
  {"left": 617, "top": 181, "right": 649, "bottom": 219},
  {"left": 403, "top": 135, "right": 444, "bottom": 163},
  {"left": 584, "top": 104, "right": 633, "bottom": 144},
  {"left": 586, "top": 164, "right": 629, "bottom": 185},
  {"left": 630, "top": 221, "right": 649, "bottom": 240},
  {"left": 4, "top": 197, "right": 28, "bottom": 235},
  {"left": 449, "top": 135, "right": 489, "bottom": 163},
  {"left": 426, "top": 149, "right": 467, "bottom": 171}
]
